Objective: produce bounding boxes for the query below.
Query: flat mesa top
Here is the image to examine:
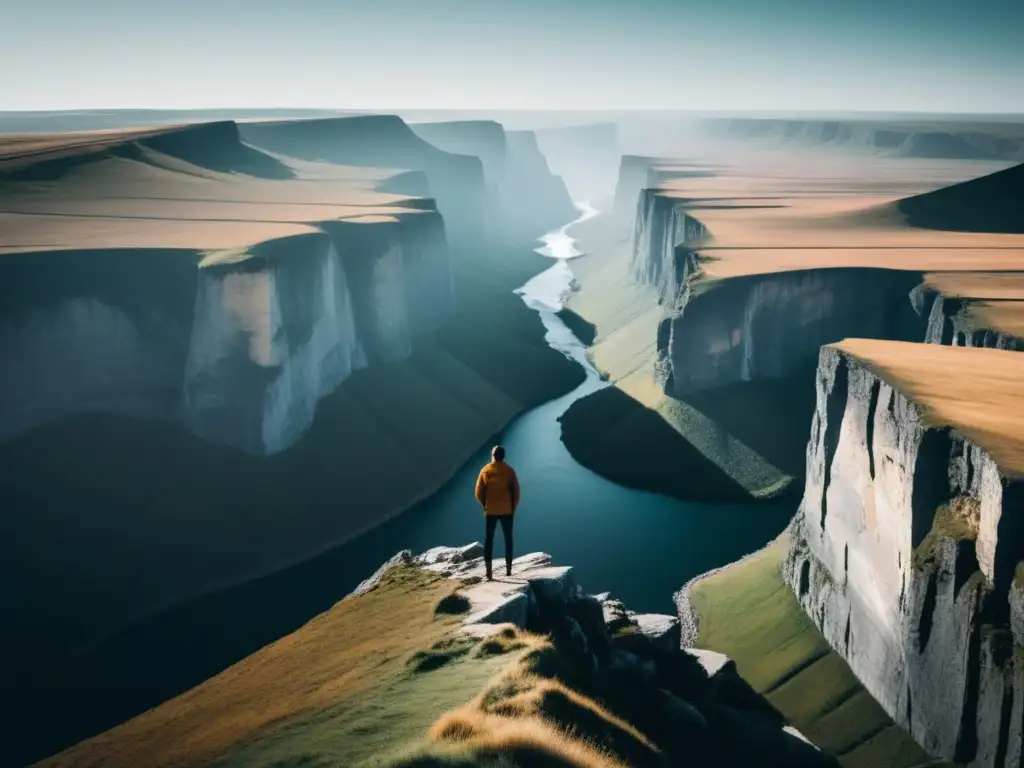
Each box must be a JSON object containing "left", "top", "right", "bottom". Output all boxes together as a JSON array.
[
  {"left": 647, "top": 154, "right": 1024, "bottom": 280},
  {"left": 0, "top": 122, "right": 433, "bottom": 257},
  {"left": 834, "top": 339, "right": 1024, "bottom": 478}
]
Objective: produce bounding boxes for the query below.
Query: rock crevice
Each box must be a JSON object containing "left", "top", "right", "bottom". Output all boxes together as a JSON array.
[{"left": 784, "top": 346, "right": 1024, "bottom": 765}]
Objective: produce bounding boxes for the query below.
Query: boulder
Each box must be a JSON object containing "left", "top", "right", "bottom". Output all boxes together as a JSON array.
[
  {"left": 351, "top": 549, "right": 413, "bottom": 596},
  {"left": 463, "top": 591, "right": 531, "bottom": 628},
  {"left": 684, "top": 647, "right": 734, "bottom": 678},
  {"left": 521, "top": 565, "right": 577, "bottom": 604},
  {"left": 633, "top": 613, "right": 682, "bottom": 656}
]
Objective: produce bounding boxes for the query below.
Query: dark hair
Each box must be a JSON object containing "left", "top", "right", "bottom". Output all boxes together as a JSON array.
[{"left": 492, "top": 445, "right": 506, "bottom": 461}]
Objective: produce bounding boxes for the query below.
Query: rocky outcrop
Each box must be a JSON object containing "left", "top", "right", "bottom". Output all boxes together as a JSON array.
[
  {"left": 784, "top": 345, "right": 1024, "bottom": 765},
  {"left": 1, "top": 212, "right": 452, "bottom": 455},
  {"left": 916, "top": 286, "right": 1022, "bottom": 350},
  {"left": 357, "top": 544, "right": 839, "bottom": 767}
]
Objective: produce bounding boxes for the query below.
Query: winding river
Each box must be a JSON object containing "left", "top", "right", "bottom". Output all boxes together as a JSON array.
[
  {"left": 23, "top": 206, "right": 794, "bottom": 764},
  {"left": 345, "top": 203, "right": 792, "bottom": 613}
]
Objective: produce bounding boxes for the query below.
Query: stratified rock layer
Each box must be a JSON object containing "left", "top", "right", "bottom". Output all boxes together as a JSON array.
[{"left": 784, "top": 345, "right": 1024, "bottom": 765}]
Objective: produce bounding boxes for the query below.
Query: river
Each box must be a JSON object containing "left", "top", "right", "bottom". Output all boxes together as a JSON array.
[
  {"left": 20, "top": 206, "right": 794, "bottom": 765},
  {"left": 341, "top": 202, "right": 792, "bottom": 614}
]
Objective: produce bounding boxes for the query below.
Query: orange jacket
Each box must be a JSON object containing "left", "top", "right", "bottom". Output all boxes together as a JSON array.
[{"left": 475, "top": 460, "right": 520, "bottom": 516}]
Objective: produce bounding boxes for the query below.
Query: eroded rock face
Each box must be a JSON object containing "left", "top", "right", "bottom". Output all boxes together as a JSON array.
[
  {"left": 2, "top": 213, "right": 452, "bottom": 456},
  {"left": 631, "top": 189, "right": 706, "bottom": 308},
  {"left": 920, "top": 289, "right": 1021, "bottom": 351},
  {"left": 354, "top": 544, "right": 839, "bottom": 767},
  {"left": 658, "top": 268, "right": 923, "bottom": 397},
  {"left": 784, "top": 346, "right": 1024, "bottom": 765}
]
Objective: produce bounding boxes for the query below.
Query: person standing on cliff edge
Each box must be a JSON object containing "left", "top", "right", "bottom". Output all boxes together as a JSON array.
[{"left": 475, "top": 445, "right": 520, "bottom": 581}]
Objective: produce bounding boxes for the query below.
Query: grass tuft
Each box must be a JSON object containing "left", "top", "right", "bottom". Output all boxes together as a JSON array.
[{"left": 435, "top": 593, "right": 473, "bottom": 616}]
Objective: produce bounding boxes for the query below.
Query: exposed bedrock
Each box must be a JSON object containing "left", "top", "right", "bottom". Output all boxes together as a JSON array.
[
  {"left": 783, "top": 347, "right": 1024, "bottom": 765},
  {"left": 916, "top": 287, "right": 1022, "bottom": 350},
  {"left": 0, "top": 249, "right": 197, "bottom": 443},
  {"left": 1, "top": 214, "right": 452, "bottom": 456},
  {"left": 660, "top": 267, "right": 924, "bottom": 397},
  {"left": 632, "top": 189, "right": 708, "bottom": 306},
  {"left": 239, "top": 116, "right": 487, "bottom": 248}
]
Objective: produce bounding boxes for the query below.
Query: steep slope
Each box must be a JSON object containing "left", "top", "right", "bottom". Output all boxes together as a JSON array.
[
  {"left": 784, "top": 341, "right": 1024, "bottom": 766},
  {"left": 240, "top": 115, "right": 488, "bottom": 248},
  {"left": 33, "top": 546, "right": 839, "bottom": 768},
  {"left": 504, "top": 129, "right": 578, "bottom": 237},
  {"left": 535, "top": 121, "right": 621, "bottom": 201},
  {"left": 898, "top": 162, "right": 1024, "bottom": 235},
  {"left": 409, "top": 120, "right": 577, "bottom": 241}
]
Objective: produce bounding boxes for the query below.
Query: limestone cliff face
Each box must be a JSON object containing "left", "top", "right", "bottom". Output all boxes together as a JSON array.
[
  {"left": 631, "top": 189, "right": 707, "bottom": 308},
  {"left": 1, "top": 213, "right": 452, "bottom": 456},
  {"left": 784, "top": 346, "right": 1024, "bottom": 765},
  {"left": 659, "top": 269, "right": 925, "bottom": 397},
  {"left": 915, "top": 286, "right": 1021, "bottom": 350}
]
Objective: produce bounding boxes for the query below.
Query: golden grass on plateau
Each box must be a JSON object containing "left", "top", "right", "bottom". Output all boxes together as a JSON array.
[
  {"left": 834, "top": 339, "right": 1024, "bottom": 478},
  {"left": 39, "top": 567, "right": 460, "bottom": 768},
  {"left": 923, "top": 272, "right": 1024, "bottom": 300},
  {"left": 0, "top": 123, "right": 428, "bottom": 257},
  {"left": 421, "top": 634, "right": 643, "bottom": 768},
  {"left": 644, "top": 154, "right": 1024, "bottom": 281}
]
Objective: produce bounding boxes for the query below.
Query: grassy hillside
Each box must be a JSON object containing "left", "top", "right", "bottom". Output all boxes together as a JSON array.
[
  {"left": 689, "top": 540, "right": 949, "bottom": 768},
  {"left": 42, "top": 559, "right": 842, "bottom": 768}
]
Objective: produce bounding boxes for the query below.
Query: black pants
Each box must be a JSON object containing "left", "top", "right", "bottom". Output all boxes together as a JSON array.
[{"left": 484, "top": 515, "right": 514, "bottom": 574}]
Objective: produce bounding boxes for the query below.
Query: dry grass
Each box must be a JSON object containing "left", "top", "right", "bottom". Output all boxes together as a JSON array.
[
  {"left": 923, "top": 272, "right": 1024, "bottom": 300},
  {"left": 833, "top": 339, "right": 1024, "bottom": 477},
  {"left": 961, "top": 301, "right": 1024, "bottom": 339},
  {"left": 913, "top": 497, "right": 981, "bottom": 568},
  {"left": 425, "top": 713, "right": 631, "bottom": 768},
  {"left": 39, "top": 567, "right": 462, "bottom": 768},
  {"left": 639, "top": 155, "right": 1024, "bottom": 280},
  {"left": 0, "top": 121, "right": 427, "bottom": 257},
  {"left": 402, "top": 629, "right": 657, "bottom": 768}
]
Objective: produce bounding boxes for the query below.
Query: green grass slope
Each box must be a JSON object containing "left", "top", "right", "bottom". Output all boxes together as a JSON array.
[{"left": 689, "top": 539, "right": 949, "bottom": 768}]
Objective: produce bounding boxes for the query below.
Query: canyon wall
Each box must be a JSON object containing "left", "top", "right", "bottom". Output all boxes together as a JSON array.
[
  {"left": 916, "top": 286, "right": 1022, "bottom": 350},
  {"left": 1, "top": 212, "right": 452, "bottom": 456},
  {"left": 630, "top": 190, "right": 927, "bottom": 397},
  {"left": 409, "top": 120, "right": 578, "bottom": 243},
  {"left": 240, "top": 116, "right": 488, "bottom": 249},
  {"left": 783, "top": 346, "right": 1024, "bottom": 766},
  {"left": 699, "top": 118, "right": 1024, "bottom": 161}
]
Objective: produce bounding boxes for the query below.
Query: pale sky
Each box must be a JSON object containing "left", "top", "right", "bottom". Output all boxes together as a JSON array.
[{"left": 3, "top": 0, "right": 1022, "bottom": 112}]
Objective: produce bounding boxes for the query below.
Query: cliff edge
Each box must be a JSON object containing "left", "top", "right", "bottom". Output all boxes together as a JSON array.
[
  {"left": 37, "top": 545, "right": 839, "bottom": 768},
  {"left": 785, "top": 341, "right": 1024, "bottom": 766}
]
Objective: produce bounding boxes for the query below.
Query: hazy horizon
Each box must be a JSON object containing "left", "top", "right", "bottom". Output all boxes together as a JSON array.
[{"left": 5, "top": 0, "right": 1023, "bottom": 113}]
